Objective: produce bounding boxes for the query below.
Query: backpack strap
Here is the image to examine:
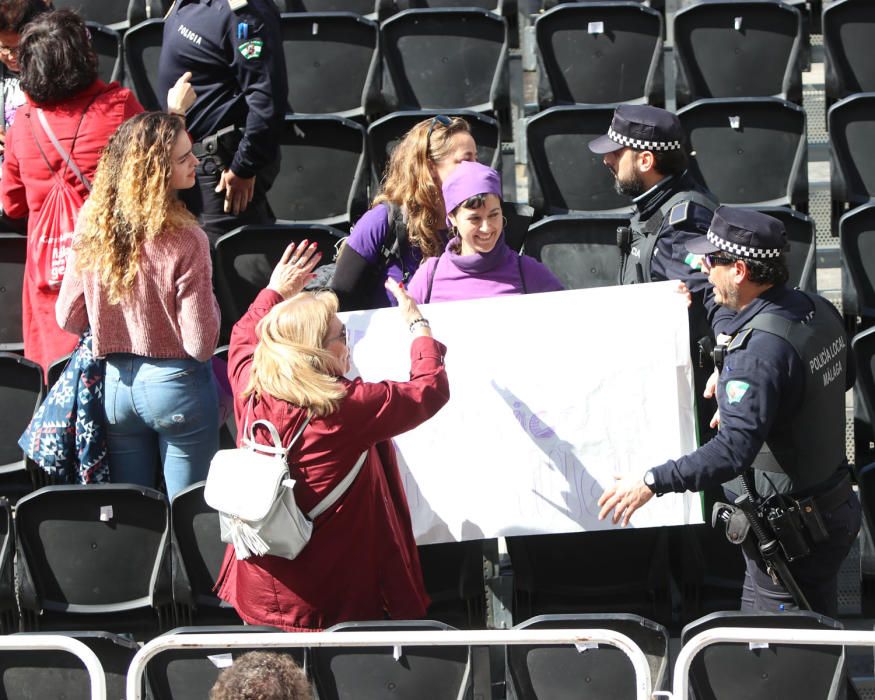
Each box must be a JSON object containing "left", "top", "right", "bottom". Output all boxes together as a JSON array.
[
  {"left": 424, "top": 255, "right": 440, "bottom": 304},
  {"left": 378, "top": 203, "right": 412, "bottom": 282},
  {"left": 308, "top": 449, "right": 367, "bottom": 519},
  {"left": 517, "top": 254, "right": 528, "bottom": 294}
]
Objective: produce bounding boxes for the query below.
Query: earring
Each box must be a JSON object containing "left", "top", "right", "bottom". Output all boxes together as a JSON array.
[
  {"left": 451, "top": 225, "right": 460, "bottom": 238},
  {"left": 502, "top": 216, "right": 508, "bottom": 229}
]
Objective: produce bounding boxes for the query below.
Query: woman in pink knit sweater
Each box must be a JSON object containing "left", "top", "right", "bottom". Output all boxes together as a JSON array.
[{"left": 56, "top": 112, "right": 221, "bottom": 498}]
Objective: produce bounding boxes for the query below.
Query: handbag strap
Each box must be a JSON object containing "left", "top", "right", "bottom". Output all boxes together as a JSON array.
[
  {"left": 28, "top": 93, "right": 99, "bottom": 192},
  {"left": 242, "top": 395, "right": 311, "bottom": 458},
  {"left": 308, "top": 449, "right": 367, "bottom": 520}
]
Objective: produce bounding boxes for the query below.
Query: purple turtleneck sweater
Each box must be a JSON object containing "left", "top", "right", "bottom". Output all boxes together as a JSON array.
[{"left": 407, "top": 235, "right": 564, "bottom": 304}]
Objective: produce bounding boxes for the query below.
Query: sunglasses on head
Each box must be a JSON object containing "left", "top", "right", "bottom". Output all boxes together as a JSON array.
[{"left": 426, "top": 114, "right": 452, "bottom": 150}]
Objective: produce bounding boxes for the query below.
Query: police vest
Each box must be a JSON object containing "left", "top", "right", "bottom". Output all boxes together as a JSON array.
[
  {"left": 618, "top": 189, "right": 718, "bottom": 285},
  {"left": 728, "top": 293, "right": 848, "bottom": 495}
]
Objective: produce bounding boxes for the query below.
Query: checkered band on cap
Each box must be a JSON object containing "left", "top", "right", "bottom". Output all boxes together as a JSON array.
[
  {"left": 608, "top": 127, "right": 681, "bottom": 152},
  {"left": 706, "top": 229, "right": 784, "bottom": 259}
]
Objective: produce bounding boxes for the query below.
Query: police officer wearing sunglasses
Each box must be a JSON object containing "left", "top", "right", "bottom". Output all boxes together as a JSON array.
[{"left": 598, "top": 206, "right": 860, "bottom": 617}]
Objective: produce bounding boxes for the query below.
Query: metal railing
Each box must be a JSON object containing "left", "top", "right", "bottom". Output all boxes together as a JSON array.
[
  {"left": 0, "top": 634, "right": 106, "bottom": 700},
  {"left": 126, "top": 628, "right": 653, "bottom": 700}
]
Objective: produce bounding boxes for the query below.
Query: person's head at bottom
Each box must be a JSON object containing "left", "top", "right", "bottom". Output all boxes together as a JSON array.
[
  {"left": 442, "top": 160, "right": 504, "bottom": 256},
  {"left": 210, "top": 651, "right": 313, "bottom": 700}
]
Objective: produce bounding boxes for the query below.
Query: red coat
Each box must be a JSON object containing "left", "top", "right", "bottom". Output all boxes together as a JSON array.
[
  {"left": 215, "top": 289, "right": 450, "bottom": 631},
  {"left": 1, "top": 80, "right": 143, "bottom": 373}
]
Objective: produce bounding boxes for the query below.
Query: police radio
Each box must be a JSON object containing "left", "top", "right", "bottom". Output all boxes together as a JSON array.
[{"left": 616, "top": 226, "right": 631, "bottom": 253}]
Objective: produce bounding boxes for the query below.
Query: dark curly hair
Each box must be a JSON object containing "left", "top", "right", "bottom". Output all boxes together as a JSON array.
[
  {"left": 18, "top": 9, "right": 97, "bottom": 104},
  {"left": 0, "top": 0, "right": 48, "bottom": 34},
  {"left": 210, "top": 651, "right": 312, "bottom": 700}
]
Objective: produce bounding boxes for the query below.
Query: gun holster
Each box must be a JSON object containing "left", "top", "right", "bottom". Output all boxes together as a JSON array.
[{"left": 712, "top": 501, "right": 751, "bottom": 545}]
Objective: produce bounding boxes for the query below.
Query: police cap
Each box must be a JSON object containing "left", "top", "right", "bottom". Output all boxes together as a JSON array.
[
  {"left": 588, "top": 104, "right": 684, "bottom": 155},
  {"left": 686, "top": 206, "right": 788, "bottom": 260}
]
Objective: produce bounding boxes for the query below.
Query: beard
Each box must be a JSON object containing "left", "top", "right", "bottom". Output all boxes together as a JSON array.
[{"left": 613, "top": 168, "right": 646, "bottom": 198}]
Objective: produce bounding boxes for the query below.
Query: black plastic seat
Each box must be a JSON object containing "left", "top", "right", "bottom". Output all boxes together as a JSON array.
[
  {"left": 122, "top": 18, "right": 164, "bottom": 111},
  {"left": 0, "top": 234, "right": 26, "bottom": 352},
  {"left": 506, "top": 529, "right": 673, "bottom": 628},
  {"left": 171, "top": 481, "right": 241, "bottom": 626},
  {"left": 268, "top": 115, "right": 368, "bottom": 227},
  {"left": 535, "top": 2, "right": 663, "bottom": 109},
  {"left": 678, "top": 97, "right": 807, "bottom": 209},
  {"left": 87, "top": 22, "right": 123, "bottom": 85},
  {"left": 367, "top": 109, "right": 501, "bottom": 189},
  {"left": 0, "top": 631, "right": 140, "bottom": 700},
  {"left": 523, "top": 213, "right": 628, "bottom": 289},
  {"left": 379, "top": 8, "right": 508, "bottom": 114},
  {"left": 526, "top": 105, "right": 629, "bottom": 215},
  {"left": 852, "top": 326, "right": 875, "bottom": 445},
  {"left": 311, "top": 620, "right": 473, "bottom": 700},
  {"left": 0, "top": 499, "right": 16, "bottom": 633},
  {"left": 507, "top": 613, "right": 669, "bottom": 699},
  {"left": 145, "top": 625, "right": 302, "bottom": 699},
  {"left": 829, "top": 93, "right": 875, "bottom": 224},
  {"left": 214, "top": 224, "right": 344, "bottom": 333},
  {"left": 0, "top": 353, "right": 44, "bottom": 502},
  {"left": 418, "top": 541, "right": 485, "bottom": 629},
  {"left": 52, "top": 0, "right": 132, "bottom": 27},
  {"left": 755, "top": 206, "right": 816, "bottom": 292},
  {"left": 680, "top": 611, "right": 846, "bottom": 700},
  {"left": 673, "top": 0, "right": 803, "bottom": 107},
  {"left": 280, "top": 12, "right": 380, "bottom": 120},
  {"left": 839, "top": 203, "right": 875, "bottom": 323},
  {"left": 284, "top": 0, "right": 384, "bottom": 18},
  {"left": 15, "top": 484, "right": 174, "bottom": 638},
  {"left": 397, "top": 0, "right": 503, "bottom": 10},
  {"left": 824, "top": 0, "right": 875, "bottom": 105}
]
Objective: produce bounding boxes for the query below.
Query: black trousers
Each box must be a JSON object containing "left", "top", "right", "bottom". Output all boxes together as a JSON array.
[{"left": 739, "top": 488, "right": 861, "bottom": 618}]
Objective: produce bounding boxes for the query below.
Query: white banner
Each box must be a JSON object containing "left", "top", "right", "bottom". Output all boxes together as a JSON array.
[{"left": 341, "top": 282, "right": 703, "bottom": 545}]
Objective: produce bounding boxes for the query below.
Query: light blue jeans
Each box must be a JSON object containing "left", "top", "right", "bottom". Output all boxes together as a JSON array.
[{"left": 104, "top": 355, "right": 219, "bottom": 499}]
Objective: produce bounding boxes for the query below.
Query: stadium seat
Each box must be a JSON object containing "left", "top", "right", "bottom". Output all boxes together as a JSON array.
[
  {"left": 853, "top": 327, "right": 875, "bottom": 423},
  {"left": 52, "top": 0, "right": 131, "bottom": 28},
  {"left": 280, "top": 12, "right": 380, "bottom": 120},
  {"left": 522, "top": 213, "right": 628, "bottom": 289},
  {"left": 379, "top": 8, "right": 508, "bottom": 115},
  {"left": 855, "top": 458, "right": 875, "bottom": 616},
  {"left": 678, "top": 97, "right": 807, "bottom": 209},
  {"left": 397, "top": 0, "right": 503, "bottom": 11},
  {"left": 839, "top": 203, "right": 875, "bottom": 323},
  {"left": 367, "top": 109, "right": 501, "bottom": 191},
  {"left": 526, "top": 105, "right": 629, "bottom": 215},
  {"left": 535, "top": 2, "right": 664, "bottom": 109},
  {"left": 418, "top": 541, "right": 486, "bottom": 629},
  {"left": 0, "top": 234, "right": 26, "bottom": 352},
  {"left": 673, "top": 0, "right": 803, "bottom": 107},
  {"left": 0, "top": 353, "right": 44, "bottom": 502},
  {"left": 506, "top": 613, "right": 669, "bottom": 699},
  {"left": 45, "top": 353, "right": 72, "bottom": 394},
  {"left": 212, "top": 346, "right": 237, "bottom": 451},
  {"left": 268, "top": 115, "right": 369, "bottom": 227},
  {"left": 0, "top": 499, "right": 16, "bottom": 634},
  {"left": 15, "top": 484, "right": 174, "bottom": 638},
  {"left": 0, "top": 631, "right": 140, "bottom": 700},
  {"left": 680, "top": 611, "right": 847, "bottom": 700},
  {"left": 829, "top": 93, "right": 875, "bottom": 225},
  {"left": 144, "top": 625, "right": 301, "bottom": 700},
  {"left": 311, "top": 620, "right": 473, "bottom": 700},
  {"left": 823, "top": 0, "right": 875, "bottom": 105},
  {"left": 755, "top": 206, "right": 816, "bottom": 293},
  {"left": 171, "top": 481, "right": 242, "bottom": 627},
  {"left": 122, "top": 18, "right": 164, "bottom": 111},
  {"left": 676, "top": 523, "right": 745, "bottom": 625},
  {"left": 503, "top": 202, "right": 534, "bottom": 253},
  {"left": 506, "top": 529, "right": 673, "bottom": 628},
  {"left": 87, "top": 22, "right": 122, "bottom": 85},
  {"left": 284, "top": 0, "right": 385, "bottom": 18},
  {"left": 214, "top": 224, "right": 343, "bottom": 337}
]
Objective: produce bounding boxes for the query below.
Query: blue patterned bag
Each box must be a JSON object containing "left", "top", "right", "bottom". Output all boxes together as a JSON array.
[{"left": 18, "top": 331, "right": 110, "bottom": 484}]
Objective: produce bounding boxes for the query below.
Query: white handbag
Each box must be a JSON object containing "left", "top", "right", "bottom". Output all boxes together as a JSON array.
[{"left": 204, "top": 404, "right": 366, "bottom": 561}]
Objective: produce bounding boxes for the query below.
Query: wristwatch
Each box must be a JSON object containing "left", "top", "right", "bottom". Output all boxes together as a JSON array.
[{"left": 643, "top": 470, "right": 657, "bottom": 493}]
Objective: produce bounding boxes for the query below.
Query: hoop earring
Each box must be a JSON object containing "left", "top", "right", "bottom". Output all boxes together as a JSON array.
[{"left": 502, "top": 216, "right": 508, "bottom": 229}]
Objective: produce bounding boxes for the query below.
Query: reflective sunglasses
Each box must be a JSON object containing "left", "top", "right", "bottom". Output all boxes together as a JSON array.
[
  {"left": 704, "top": 253, "right": 736, "bottom": 268},
  {"left": 426, "top": 114, "right": 452, "bottom": 150}
]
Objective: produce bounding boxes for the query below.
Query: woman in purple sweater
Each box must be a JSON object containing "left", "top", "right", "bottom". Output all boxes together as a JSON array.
[{"left": 408, "top": 161, "right": 563, "bottom": 304}]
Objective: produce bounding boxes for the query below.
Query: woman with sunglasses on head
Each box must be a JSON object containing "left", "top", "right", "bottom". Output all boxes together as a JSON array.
[
  {"left": 215, "top": 245, "right": 450, "bottom": 630},
  {"left": 407, "top": 160, "right": 563, "bottom": 304},
  {"left": 331, "top": 114, "right": 477, "bottom": 311}
]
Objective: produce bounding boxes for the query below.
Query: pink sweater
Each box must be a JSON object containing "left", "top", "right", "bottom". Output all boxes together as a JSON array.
[{"left": 56, "top": 222, "right": 220, "bottom": 363}]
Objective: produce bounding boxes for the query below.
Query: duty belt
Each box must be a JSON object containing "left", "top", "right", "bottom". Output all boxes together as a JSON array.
[
  {"left": 794, "top": 472, "right": 852, "bottom": 514},
  {"left": 191, "top": 124, "right": 240, "bottom": 160}
]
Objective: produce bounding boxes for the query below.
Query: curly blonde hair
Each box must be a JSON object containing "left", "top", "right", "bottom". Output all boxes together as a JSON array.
[
  {"left": 73, "top": 112, "right": 198, "bottom": 304},
  {"left": 373, "top": 116, "right": 472, "bottom": 259},
  {"left": 244, "top": 291, "right": 348, "bottom": 417}
]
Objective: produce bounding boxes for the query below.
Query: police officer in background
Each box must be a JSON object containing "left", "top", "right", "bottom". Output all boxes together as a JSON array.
[
  {"left": 598, "top": 207, "right": 860, "bottom": 618},
  {"left": 589, "top": 104, "right": 722, "bottom": 439},
  {"left": 158, "top": 0, "right": 287, "bottom": 244}
]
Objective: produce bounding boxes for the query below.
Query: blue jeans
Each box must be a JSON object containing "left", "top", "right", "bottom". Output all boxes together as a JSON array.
[{"left": 104, "top": 355, "right": 219, "bottom": 499}]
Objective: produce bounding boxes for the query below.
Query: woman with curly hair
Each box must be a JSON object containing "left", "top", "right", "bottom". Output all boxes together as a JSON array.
[
  {"left": 56, "top": 112, "right": 221, "bottom": 498},
  {"left": 330, "top": 115, "right": 476, "bottom": 311},
  {"left": 0, "top": 9, "right": 143, "bottom": 374}
]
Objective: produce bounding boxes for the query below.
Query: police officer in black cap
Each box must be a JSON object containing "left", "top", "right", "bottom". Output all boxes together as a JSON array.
[
  {"left": 158, "top": 0, "right": 287, "bottom": 244},
  {"left": 589, "top": 104, "right": 722, "bottom": 439},
  {"left": 598, "top": 207, "right": 860, "bottom": 617}
]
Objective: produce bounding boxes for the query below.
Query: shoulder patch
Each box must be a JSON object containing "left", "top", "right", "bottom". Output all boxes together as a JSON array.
[
  {"left": 228, "top": 0, "right": 248, "bottom": 10},
  {"left": 725, "top": 379, "right": 750, "bottom": 404},
  {"left": 668, "top": 201, "right": 689, "bottom": 226},
  {"left": 238, "top": 39, "right": 263, "bottom": 59},
  {"left": 728, "top": 328, "right": 753, "bottom": 352}
]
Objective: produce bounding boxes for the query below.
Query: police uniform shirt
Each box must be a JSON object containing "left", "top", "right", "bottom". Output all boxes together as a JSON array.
[
  {"left": 648, "top": 285, "right": 853, "bottom": 496},
  {"left": 158, "top": 0, "right": 288, "bottom": 178}
]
